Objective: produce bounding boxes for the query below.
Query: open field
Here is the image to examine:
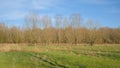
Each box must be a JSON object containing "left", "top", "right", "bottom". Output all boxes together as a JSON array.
[{"left": 0, "top": 44, "right": 120, "bottom": 68}]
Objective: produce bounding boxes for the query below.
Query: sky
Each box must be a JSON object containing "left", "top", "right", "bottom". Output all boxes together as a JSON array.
[{"left": 0, "top": 0, "right": 120, "bottom": 28}]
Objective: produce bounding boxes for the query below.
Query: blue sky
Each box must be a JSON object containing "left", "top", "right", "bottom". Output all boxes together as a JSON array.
[{"left": 0, "top": 0, "right": 120, "bottom": 28}]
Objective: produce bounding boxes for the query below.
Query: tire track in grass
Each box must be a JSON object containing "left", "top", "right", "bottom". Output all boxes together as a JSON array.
[{"left": 28, "top": 53, "right": 68, "bottom": 68}]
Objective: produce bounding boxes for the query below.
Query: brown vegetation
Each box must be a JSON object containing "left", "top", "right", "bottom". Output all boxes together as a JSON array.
[{"left": 0, "top": 14, "right": 120, "bottom": 45}]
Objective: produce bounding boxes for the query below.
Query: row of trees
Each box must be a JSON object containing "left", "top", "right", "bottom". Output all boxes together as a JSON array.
[{"left": 0, "top": 14, "right": 120, "bottom": 45}]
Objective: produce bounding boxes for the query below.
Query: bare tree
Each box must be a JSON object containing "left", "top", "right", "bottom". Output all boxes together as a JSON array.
[
  {"left": 25, "top": 14, "right": 40, "bottom": 45},
  {"left": 42, "top": 15, "right": 52, "bottom": 44},
  {"left": 55, "top": 15, "right": 63, "bottom": 44},
  {"left": 0, "top": 23, "right": 8, "bottom": 43},
  {"left": 70, "top": 13, "right": 81, "bottom": 44},
  {"left": 87, "top": 19, "right": 97, "bottom": 46}
]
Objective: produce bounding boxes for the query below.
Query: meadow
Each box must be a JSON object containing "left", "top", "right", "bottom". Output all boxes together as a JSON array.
[{"left": 0, "top": 44, "right": 120, "bottom": 68}]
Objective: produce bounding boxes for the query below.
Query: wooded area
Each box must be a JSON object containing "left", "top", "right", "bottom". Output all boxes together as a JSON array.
[{"left": 0, "top": 14, "right": 120, "bottom": 45}]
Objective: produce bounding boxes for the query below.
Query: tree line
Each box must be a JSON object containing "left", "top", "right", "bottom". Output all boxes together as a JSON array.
[{"left": 0, "top": 13, "right": 120, "bottom": 45}]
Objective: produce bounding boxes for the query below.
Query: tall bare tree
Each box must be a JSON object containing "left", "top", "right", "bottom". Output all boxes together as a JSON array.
[
  {"left": 55, "top": 15, "right": 63, "bottom": 44},
  {"left": 87, "top": 19, "right": 97, "bottom": 46}
]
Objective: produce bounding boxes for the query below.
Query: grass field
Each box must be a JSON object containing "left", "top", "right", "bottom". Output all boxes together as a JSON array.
[{"left": 0, "top": 44, "right": 120, "bottom": 68}]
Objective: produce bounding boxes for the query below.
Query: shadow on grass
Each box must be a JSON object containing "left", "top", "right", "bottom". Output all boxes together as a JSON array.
[
  {"left": 28, "top": 53, "right": 68, "bottom": 68},
  {"left": 72, "top": 50, "right": 120, "bottom": 60}
]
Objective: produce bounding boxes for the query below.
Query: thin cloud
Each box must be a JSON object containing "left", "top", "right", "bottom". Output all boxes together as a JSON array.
[
  {"left": 0, "top": 11, "right": 27, "bottom": 20},
  {"left": 31, "top": 0, "right": 62, "bottom": 10},
  {"left": 0, "top": 0, "right": 61, "bottom": 21},
  {"left": 109, "top": 7, "right": 120, "bottom": 14},
  {"left": 0, "top": 0, "right": 24, "bottom": 9},
  {"left": 80, "top": 0, "right": 119, "bottom": 5}
]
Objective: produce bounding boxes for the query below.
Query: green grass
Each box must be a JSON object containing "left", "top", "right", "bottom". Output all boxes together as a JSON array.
[{"left": 0, "top": 44, "right": 120, "bottom": 68}]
